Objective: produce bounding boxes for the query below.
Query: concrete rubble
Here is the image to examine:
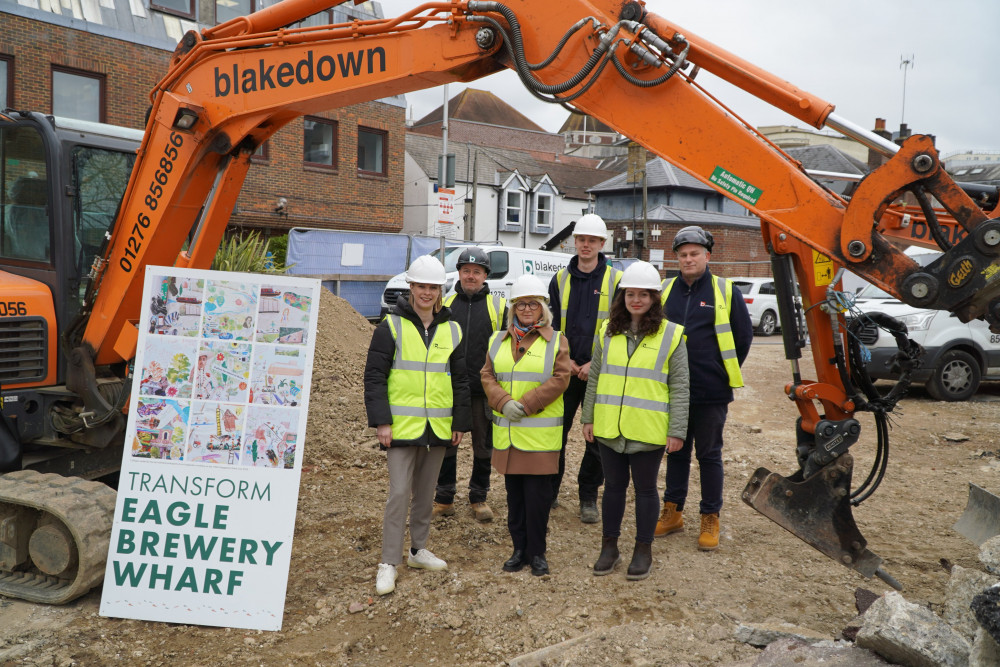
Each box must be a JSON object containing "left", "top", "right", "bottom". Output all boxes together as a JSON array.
[
  {"left": 856, "top": 591, "right": 969, "bottom": 666},
  {"left": 943, "top": 565, "right": 999, "bottom": 640},
  {"left": 730, "top": 561, "right": 1000, "bottom": 667}
]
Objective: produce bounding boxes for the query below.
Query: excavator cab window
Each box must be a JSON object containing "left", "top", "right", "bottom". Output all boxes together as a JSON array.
[
  {"left": 0, "top": 125, "right": 50, "bottom": 263},
  {"left": 71, "top": 145, "right": 135, "bottom": 304}
]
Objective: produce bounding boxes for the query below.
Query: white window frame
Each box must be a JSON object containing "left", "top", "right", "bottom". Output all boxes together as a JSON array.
[
  {"left": 529, "top": 177, "right": 557, "bottom": 234},
  {"left": 498, "top": 172, "right": 528, "bottom": 232}
]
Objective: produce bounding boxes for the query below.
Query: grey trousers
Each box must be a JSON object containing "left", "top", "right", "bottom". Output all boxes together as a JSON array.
[{"left": 382, "top": 445, "right": 446, "bottom": 565}]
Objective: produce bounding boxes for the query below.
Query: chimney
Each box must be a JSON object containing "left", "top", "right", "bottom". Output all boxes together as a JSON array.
[
  {"left": 868, "top": 118, "right": 892, "bottom": 171},
  {"left": 896, "top": 123, "right": 911, "bottom": 145}
]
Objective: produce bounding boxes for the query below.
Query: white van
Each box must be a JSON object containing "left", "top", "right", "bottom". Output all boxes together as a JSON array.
[
  {"left": 854, "top": 248, "right": 1000, "bottom": 401},
  {"left": 380, "top": 245, "right": 572, "bottom": 316}
]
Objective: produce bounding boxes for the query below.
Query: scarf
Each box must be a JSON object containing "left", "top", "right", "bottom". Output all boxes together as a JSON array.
[{"left": 512, "top": 318, "right": 542, "bottom": 345}]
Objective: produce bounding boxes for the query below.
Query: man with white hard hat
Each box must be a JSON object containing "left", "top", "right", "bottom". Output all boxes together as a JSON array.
[
  {"left": 548, "top": 213, "right": 621, "bottom": 524},
  {"left": 654, "top": 226, "right": 752, "bottom": 552}
]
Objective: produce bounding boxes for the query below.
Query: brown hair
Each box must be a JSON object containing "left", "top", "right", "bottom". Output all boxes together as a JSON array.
[{"left": 605, "top": 289, "right": 664, "bottom": 338}]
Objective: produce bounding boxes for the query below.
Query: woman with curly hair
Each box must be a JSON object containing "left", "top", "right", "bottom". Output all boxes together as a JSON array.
[{"left": 581, "top": 261, "right": 689, "bottom": 580}]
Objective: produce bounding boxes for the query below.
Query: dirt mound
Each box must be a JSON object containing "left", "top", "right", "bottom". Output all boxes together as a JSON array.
[{"left": 306, "top": 289, "right": 376, "bottom": 464}]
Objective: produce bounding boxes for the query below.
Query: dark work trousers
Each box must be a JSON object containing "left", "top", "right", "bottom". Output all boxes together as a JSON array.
[
  {"left": 552, "top": 375, "right": 604, "bottom": 502},
  {"left": 505, "top": 473, "right": 555, "bottom": 558},
  {"left": 663, "top": 403, "right": 728, "bottom": 515},
  {"left": 599, "top": 444, "right": 665, "bottom": 544},
  {"left": 435, "top": 395, "right": 492, "bottom": 504}
]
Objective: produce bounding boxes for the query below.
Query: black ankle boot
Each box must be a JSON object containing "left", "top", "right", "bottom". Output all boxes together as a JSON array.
[
  {"left": 593, "top": 535, "right": 620, "bottom": 576},
  {"left": 503, "top": 549, "right": 526, "bottom": 572},
  {"left": 626, "top": 541, "right": 652, "bottom": 580},
  {"left": 530, "top": 554, "right": 549, "bottom": 576}
]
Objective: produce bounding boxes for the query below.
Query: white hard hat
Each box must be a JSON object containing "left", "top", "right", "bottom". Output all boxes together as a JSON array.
[
  {"left": 405, "top": 255, "right": 447, "bottom": 285},
  {"left": 510, "top": 274, "right": 549, "bottom": 302},
  {"left": 618, "top": 261, "right": 663, "bottom": 290},
  {"left": 572, "top": 213, "right": 608, "bottom": 240}
]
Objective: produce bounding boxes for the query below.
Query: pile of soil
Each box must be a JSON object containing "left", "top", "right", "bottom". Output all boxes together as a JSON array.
[{"left": 3, "top": 290, "right": 1000, "bottom": 666}]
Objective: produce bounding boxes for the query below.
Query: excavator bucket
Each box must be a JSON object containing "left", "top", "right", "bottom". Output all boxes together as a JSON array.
[
  {"left": 742, "top": 453, "right": 902, "bottom": 590},
  {"left": 953, "top": 483, "right": 1000, "bottom": 546}
]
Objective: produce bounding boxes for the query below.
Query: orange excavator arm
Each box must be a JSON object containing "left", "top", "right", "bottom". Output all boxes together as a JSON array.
[{"left": 75, "top": 0, "right": 998, "bottom": 585}]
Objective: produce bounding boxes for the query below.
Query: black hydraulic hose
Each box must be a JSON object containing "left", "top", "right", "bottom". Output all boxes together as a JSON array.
[
  {"left": 609, "top": 39, "right": 690, "bottom": 87},
  {"left": 475, "top": 16, "right": 615, "bottom": 106},
  {"left": 911, "top": 183, "right": 953, "bottom": 251},
  {"left": 852, "top": 411, "right": 890, "bottom": 505},
  {"left": 472, "top": 3, "right": 611, "bottom": 95},
  {"left": 524, "top": 17, "right": 598, "bottom": 71}
]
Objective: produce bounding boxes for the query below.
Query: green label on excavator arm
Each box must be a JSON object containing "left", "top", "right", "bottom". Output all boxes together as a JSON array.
[{"left": 710, "top": 167, "right": 761, "bottom": 206}]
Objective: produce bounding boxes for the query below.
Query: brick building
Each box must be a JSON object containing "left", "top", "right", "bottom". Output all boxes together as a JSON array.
[{"left": 0, "top": 0, "right": 406, "bottom": 237}]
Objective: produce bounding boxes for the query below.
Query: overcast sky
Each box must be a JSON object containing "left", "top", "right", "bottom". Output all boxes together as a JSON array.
[{"left": 374, "top": 0, "right": 999, "bottom": 158}]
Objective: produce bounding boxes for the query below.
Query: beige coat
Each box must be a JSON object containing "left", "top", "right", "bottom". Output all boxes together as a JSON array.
[{"left": 481, "top": 325, "right": 571, "bottom": 475}]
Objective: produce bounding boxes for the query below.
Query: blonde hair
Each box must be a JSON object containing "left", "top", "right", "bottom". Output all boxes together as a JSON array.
[
  {"left": 408, "top": 286, "right": 444, "bottom": 313},
  {"left": 507, "top": 298, "right": 552, "bottom": 328}
]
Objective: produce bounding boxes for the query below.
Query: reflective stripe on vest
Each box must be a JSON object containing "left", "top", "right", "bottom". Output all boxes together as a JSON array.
[
  {"left": 444, "top": 292, "right": 506, "bottom": 331},
  {"left": 555, "top": 264, "right": 621, "bottom": 353},
  {"left": 385, "top": 315, "right": 462, "bottom": 440},
  {"left": 487, "top": 331, "right": 563, "bottom": 452},
  {"left": 593, "top": 320, "right": 684, "bottom": 446},
  {"left": 661, "top": 276, "right": 744, "bottom": 388}
]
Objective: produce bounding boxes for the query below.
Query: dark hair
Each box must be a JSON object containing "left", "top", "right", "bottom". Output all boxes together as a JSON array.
[{"left": 606, "top": 289, "right": 664, "bottom": 338}]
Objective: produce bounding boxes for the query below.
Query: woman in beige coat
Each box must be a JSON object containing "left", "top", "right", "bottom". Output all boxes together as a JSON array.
[{"left": 481, "top": 274, "right": 571, "bottom": 576}]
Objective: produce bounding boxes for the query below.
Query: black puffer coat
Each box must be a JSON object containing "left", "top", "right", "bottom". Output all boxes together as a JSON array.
[{"left": 363, "top": 298, "right": 471, "bottom": 447}]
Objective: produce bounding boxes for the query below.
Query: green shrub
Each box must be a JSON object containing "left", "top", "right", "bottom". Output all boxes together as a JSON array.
[{"left": 212, "top": 231, "right": 291, "bottom": 274}]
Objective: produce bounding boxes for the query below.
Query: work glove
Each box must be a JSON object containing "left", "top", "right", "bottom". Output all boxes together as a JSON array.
[{"left": 501, "top": 400, "right": 527, "bottom": 423}]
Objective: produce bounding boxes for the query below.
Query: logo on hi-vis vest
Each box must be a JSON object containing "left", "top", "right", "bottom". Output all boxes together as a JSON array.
[{"left": 214, "top": 48, "right": 387, "bottom": 97}]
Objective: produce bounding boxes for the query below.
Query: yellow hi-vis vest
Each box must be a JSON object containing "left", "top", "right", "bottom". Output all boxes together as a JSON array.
[
  {"left": 593, "top": 320, "right": 684, "bottom": 446},
  {"left": 661, "top": 276, "right": 744, "bottom": 388},
  {"left": 487, "top": 331, "right": 564, "bottom": 452},
  {"left": 555, "top": 264, "right": 621, "bottom": 353},
  {"left": 385, "top": 315, "right": 462, "bottom": 440},
  {"left": 444, "top": 292, "right": 506, "bottom": 331}
]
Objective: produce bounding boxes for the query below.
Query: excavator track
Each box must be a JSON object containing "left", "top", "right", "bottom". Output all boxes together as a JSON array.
[{"left": 0, "top": 470, "right": 117, "bottom": 604}]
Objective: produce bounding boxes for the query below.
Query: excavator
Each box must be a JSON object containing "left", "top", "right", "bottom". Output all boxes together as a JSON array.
[{"left": 1, "top": 0, "right": 998, "bottom": 604}]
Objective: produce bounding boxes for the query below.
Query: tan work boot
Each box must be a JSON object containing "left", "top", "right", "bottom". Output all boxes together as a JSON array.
[
  {"left": 654, "top": 502, "right": 684, "bottom": 537},
  {"left": 470, "top": 502, "right": 494, "bottom": 523},
  {"left": 698, "top": 513, "right": 720, "bottom": 551},
  {"left": 432, "top": 502, "right": 455, "bottom": 519}
]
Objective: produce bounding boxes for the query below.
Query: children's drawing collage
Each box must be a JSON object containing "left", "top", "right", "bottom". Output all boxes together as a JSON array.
[{"left": 132, "top": 268, "right": 318, "bottom": 470}]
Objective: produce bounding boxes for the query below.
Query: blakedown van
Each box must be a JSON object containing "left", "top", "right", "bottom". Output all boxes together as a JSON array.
[{"left": 380, "top": 245, "right": 571, "bottom": 316}]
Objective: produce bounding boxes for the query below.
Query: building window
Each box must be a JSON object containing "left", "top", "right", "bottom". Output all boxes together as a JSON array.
[
  {"left": 51, "top": 68, "right": 104, "bottom": 123},
  {"left": 531, "top": 192, "right": 553, "bottom": 233},
  {"left": 499, "top": 189, "right": 523, "bottom": 232},
  {"left": 251, "top": 141, "right": 270, "bottom": 163},
  {"left": 0, "top": 56, "right": 11, "bottom": 109},
  {"left": 216, "top": 0, "right": 253, "bottom": 24},
  {"left": 304, "top": 118, "right": 337, "bottom": 169},
  {"left": 298, "top": 9, "right": 332, "bottom": 27},
  {"left": 151, "top": 0, "right": 195, "bottom": 19},
  {"left": 357, "top": 127, "right": 386, "bottom": 176}
]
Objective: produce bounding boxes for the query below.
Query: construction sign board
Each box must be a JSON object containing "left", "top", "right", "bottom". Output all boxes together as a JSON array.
[{"left": 100, "top": 266, "right": 320, "bottom": 631}]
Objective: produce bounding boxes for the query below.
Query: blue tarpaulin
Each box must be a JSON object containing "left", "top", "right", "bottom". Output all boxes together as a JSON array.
[{"left": 285, "top": 229, "right": 463, "bottom": 318}]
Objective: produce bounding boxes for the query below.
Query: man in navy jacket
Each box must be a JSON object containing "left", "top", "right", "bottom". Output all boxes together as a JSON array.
[{"left": 654, "top": 226, "right": 752, "bottom": 550}]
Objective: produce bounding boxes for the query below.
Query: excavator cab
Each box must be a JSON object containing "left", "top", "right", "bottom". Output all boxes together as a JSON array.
[{"left": 0, "top": 112, "right": 140, "bottom": 465}]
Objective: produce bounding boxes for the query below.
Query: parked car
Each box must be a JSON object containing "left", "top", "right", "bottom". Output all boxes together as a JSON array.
[
  {"left": 852, "top": 275, "right": 1000, "bottom": 402},
  {"left": 731, "top": 277, "right": 782, "bottom": 336}
]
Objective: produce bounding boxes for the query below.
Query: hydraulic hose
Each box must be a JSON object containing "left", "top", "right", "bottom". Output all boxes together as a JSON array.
[{"left": 469, "top": 2, "right": 614, "bottom": 96}]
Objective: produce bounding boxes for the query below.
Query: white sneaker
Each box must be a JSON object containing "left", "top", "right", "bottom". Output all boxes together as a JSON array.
[
  {"left": 375, "top": 563, "right": 396, "bottom": 595},
  {"left": 407, "top": 548, "right": 447, "bottom": 571}
]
